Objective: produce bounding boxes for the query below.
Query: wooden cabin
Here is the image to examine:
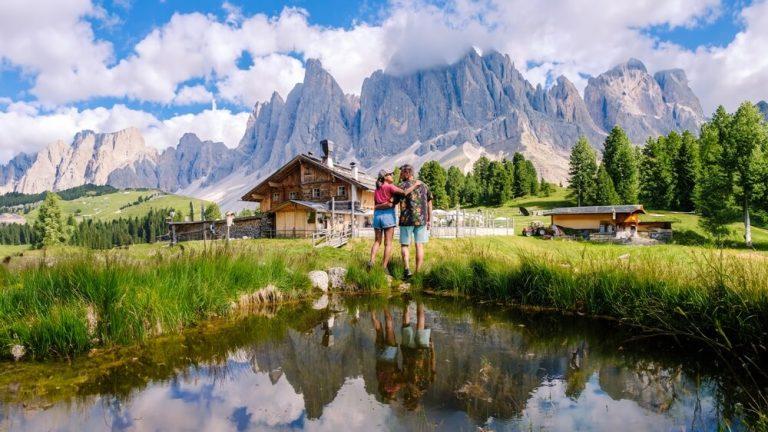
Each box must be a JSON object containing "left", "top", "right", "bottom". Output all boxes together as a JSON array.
[
  {"left": 543, "top": 205, "right": 674, "bottom": 241},
  {"left": 544, "top": 205, "right": 646, "bottom": 237},
  {"left": 241, "top": 141, "right": 376, "bottom": 238}
]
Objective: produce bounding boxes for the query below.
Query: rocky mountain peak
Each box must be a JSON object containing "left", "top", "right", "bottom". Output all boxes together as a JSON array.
[
  {"left": 757, "top": 100, "right": 768, "bottom": 121},
  {"left": 584, "top": 58, "right": 704, "bottom": 142}
]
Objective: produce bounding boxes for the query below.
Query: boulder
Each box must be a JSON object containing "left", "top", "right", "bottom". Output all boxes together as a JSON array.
[
  {"left": 327, "top": 267, "right": 348, "bottom": 290},
  {"left": 308, "top": 270, "right": 330, "bottom": 291}
]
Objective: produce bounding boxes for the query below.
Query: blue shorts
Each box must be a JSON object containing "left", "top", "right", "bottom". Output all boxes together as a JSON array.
[
  {"left": 373, "top": 208, "right": 397, "bottom": 230},
  {"left": 400, "top": 225, "right": 429, "bottom": 245}
]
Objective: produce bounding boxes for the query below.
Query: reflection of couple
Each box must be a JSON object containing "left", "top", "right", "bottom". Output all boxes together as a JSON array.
[
  {"left": 368, "top": 164, "right": 434, "bottom": 279},
  {"left": 371, "top": 302, "right": 436, "bottom": 409}
]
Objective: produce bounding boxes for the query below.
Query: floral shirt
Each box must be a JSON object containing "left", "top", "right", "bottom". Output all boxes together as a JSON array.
[{"left": 396, "top": 180, "right": 433, "bottom": 227}]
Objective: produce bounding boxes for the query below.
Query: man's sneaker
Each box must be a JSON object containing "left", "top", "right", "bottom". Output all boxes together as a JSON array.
[{"left": 403, "top": 268, "right": 414, "bottom": 280}]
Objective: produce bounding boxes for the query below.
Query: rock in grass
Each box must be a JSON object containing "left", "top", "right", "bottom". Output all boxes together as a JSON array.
[
  {"left": 327, "top": 267, "right": 348, "bottom": 290},
  {"left": 308, "top": 270, "right": 330, "bottom": 292},
  {"left": 10, "top": 345, "right": 25, "bottom": 361}
]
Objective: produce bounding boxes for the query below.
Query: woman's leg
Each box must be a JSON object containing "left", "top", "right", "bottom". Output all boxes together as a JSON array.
[
  {"left": 381, "top": 227, "right": 395, "bottom": 268},
  {"left": 369, "top": 228, "right": 383, "bottom": 265}
]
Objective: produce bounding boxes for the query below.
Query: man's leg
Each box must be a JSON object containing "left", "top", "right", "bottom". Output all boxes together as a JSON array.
[
  {"left": 414, "top": 226, "right": 428, "bottom": 273},
  {"left": 400, "top": 226, "right": 412, "bottom": 276}
]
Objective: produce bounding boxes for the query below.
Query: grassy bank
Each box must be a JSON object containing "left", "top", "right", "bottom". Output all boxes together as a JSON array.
[
  {"left": 0, "top": 241, "right": 365, "bottom": 360},
  {"left": 416, "top": 238, "right": 768, "bottom": 367}
]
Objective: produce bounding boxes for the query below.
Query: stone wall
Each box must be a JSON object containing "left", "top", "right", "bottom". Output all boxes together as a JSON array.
[{"left": 169, "top": 215, "right": 274, "bottom": 243}]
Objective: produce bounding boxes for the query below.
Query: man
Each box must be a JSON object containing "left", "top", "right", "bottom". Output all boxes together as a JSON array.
[{"left": 395, "top": 164, "right": 433, "bottom": 279}]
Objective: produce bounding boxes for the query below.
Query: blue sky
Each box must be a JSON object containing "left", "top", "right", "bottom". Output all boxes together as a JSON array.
[{"left": 0, "top": 0, "right": 766, "bottom": 162}]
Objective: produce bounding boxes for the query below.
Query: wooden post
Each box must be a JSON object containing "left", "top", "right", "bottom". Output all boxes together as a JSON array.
[
  {"left": 201, "top": 203, "right": 207, "bottom": 249},
  {"left": 351, "top": 184, "right": 356, "bottom": 238},
  {"left": 455, "top": 204, "right": 460, "bottom": 238},
  {"left": 331, "top": 197, "right": 336, "bottom": 236}
]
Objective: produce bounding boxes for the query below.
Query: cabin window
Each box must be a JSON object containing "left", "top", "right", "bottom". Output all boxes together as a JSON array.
[
  {"left": 307, "top": 212, "right": 316, "bottom": 223},
  {"left": 337, "top": 185, "right": 347, "bottom": 196},
  {"left": 312, "top": 188, "right": 321, "bottom": 198},
  {"left": 272, "top": 192, "right": 280, "bottom": 202},
  {"left": 289, "top": 191, "right": 298, "bottom": 200}
]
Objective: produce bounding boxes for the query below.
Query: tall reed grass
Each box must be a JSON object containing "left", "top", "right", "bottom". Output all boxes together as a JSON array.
[
  {"left": 0, "top": 247, "right": 312, "bottom": 359},
  {"left": 419, "top": 242, "right": 768, "bottom": 364}
]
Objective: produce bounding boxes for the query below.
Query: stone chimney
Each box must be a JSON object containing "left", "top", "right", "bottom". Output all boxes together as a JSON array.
[
  {"left": 320, "top": 139, "right": 334, "bottom": 169},
  {"left": 350, "top": 161, "right": 358, "bottom": 180}
]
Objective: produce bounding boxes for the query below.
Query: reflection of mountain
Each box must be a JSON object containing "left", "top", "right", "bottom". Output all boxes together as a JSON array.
[
  {"left": 245, "top": 303, "right": 698, "bottom": 423},
  {"left": 1, "top": 299, "right": 737, "bottom": 431}
]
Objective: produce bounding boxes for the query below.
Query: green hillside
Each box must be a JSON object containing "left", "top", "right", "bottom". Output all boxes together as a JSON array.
[
  {"left": 23, "top": 190, "right": 211, "bottom": 223},
  {"left": 466, "top": 186, "right": 768, "bottom": 249}
]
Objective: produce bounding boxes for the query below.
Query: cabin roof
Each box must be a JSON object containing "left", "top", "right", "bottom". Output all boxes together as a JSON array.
[
  {"left": 543, "top": 205, "right": 646, "bottom": 216},
  {"left": 241, "top": 154, "right": 376, "bottom": 202}
]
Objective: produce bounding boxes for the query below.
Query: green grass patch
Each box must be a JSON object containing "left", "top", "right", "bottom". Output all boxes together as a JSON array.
[
  {"left": 418, "top": 239, "right": 768, "bottom": 362},
  {"left": 0, "top": 244, "right": 327, "bottom": 359}
]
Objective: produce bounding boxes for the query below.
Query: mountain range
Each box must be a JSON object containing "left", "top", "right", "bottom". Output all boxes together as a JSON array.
[{"left": 0, "top": 50, "right": 729, "bottom": 210}]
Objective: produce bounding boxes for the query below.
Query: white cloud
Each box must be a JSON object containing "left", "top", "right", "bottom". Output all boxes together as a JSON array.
[
  {"left": 216, "top": 53, "right": 305, "bottom": 107},
  {"left": 1, "top": 0, "right": 768, "bottom": 162},
  {"left": 173, "top": 84, "right": 214, "bottom": 106},
  {"left": 0, "top": 104, "right": 249, "bottom": 163}
]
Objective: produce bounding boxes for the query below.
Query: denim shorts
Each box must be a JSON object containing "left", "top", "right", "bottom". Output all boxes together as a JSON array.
[
  {"left": 373, "top": 207, "right": 397, "bottom": 230},
  {"left": 400, "top": 225, "right": 429, "bottom": 245}
]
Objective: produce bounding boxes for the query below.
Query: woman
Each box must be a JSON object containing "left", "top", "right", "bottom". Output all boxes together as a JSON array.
[{"left": 369, "top": 169, "right": 421, "bottom": 270}]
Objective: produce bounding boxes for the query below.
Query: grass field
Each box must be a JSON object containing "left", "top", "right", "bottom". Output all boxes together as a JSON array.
[{"left": 21, "top": 190, "right": 210, "bottom": 223}]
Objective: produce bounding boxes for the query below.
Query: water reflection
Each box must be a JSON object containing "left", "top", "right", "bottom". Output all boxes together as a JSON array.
[{"left": 0, "top": 296, "right": 751, "bottom": 431}]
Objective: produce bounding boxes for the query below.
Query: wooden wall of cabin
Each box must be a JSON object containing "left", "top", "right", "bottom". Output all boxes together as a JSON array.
[{"left": 552, "top": 213, "right": 641, "bottom": 230}]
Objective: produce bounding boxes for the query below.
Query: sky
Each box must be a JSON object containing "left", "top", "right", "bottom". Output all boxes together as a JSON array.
[{"left": 1, "top": 0, "right": 767, "bottom": 163}]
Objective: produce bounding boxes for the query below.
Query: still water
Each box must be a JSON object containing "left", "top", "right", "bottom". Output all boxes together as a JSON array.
[{"left": 0, "top": 295, "right": 750, "bottom": 431}]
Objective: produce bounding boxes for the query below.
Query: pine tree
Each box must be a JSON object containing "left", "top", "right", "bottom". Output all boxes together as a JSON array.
[
  {"left": 418, "top": 161, "right": 449, "bottom": 209},
  {"left": 603, "top": 126, "right": 639, "bottom": 203},
  {"left": 696, "top": 106, "right": 739, "bottom": 241},
  {"left": 445, "top": 166, "right": 465, "bottom": 208},
  {"left": 725, "top": 102, "right": 768, "bottom": 247},
  {"left": 488, "top": 160, "right": 512, "bottom": 205},
  {"left": 472, "top": 156, "right": 492, "bottom": 204},
  {"left": 33, "top": 192, "right": 67, "bottom": 248},
  {"left": 188, "top": 201, "right": 195, "bottom": 221},
  {"left": 512, "top": 153, "right": 533, "bottom": 198},
  {"left": 524, "top": 160, "right": 539, "bottom": 195},
  {"left": 639, "top": 135, "right": 675, "bottom": 209},
  {"left": 567, "top": 137, "right": 598, "bottom": 206},
  {"left": 674, "top": 131, "right": 700, "bottom": 211},
  {"left": 461, "top": 173, "right": 481, "bottom": 206},
  {"left": 593, "top": 164, "right": 620, "bottom": 205},
  {"left": 204, "top": 203, "right": 222, "bottom": 220}
]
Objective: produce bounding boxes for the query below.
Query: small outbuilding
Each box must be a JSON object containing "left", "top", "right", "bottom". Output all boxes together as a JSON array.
[{"left": 543, "top": 205, "right": 675, "bottom": 241}]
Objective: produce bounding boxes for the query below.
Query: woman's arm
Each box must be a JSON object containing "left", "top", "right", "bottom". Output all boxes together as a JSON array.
[{"left": 390, "top": 180, "right": 422, "bottom": 195}]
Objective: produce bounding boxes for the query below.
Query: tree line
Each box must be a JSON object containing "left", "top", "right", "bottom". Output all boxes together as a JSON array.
[
  {"left": 414, "top": 152, "right": 552, "bottom": 209},
  {"left": 567, "top": 101, "right": 768, "bottom": 246},
  {"left": 0, "top": 192, "right": 181, "bottom": 249},
  {"left": 0, "top": 184, "right": 116, "bottom": 210}
]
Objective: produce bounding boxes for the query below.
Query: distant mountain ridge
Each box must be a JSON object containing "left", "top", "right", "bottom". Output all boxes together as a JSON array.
[{"left": 0, "top": 51, "right": 708, "bottom": 209}]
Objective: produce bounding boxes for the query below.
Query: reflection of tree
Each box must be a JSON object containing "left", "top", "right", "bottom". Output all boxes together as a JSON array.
[{"left": 599, "top": 361, "right": 691, "bottom": 412}]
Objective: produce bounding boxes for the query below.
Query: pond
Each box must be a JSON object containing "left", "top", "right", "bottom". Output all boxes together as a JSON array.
[{"left": 0, "top": 295, "right": 755, "bottom": 431}]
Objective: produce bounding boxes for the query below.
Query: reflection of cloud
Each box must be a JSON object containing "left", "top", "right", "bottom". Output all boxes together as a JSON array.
[
  {"left": 509, "top": 373, "right": 717, "bottom": 431},
  {"left": 304, "top": 377, "right": 400, "bottom": 431}
]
